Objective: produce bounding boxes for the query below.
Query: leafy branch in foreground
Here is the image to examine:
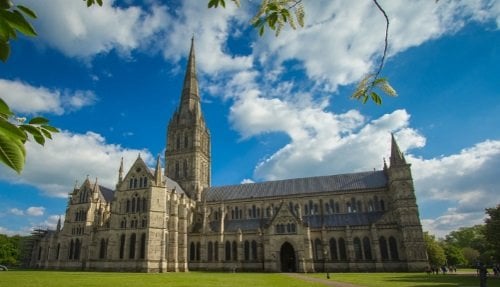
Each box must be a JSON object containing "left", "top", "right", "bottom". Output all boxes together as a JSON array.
[
  {"left": 208, "top": 0, "right": 304, "bottom": 37},
  {"left": 0, "top": 98, "right": 59, "bottom": 173},
  {"left": 0, "top": 0, "right": 105, "bottom": 173},
  {"left": 210, "top": 0, "right": 396, "bottom": 105},
  {"left": 351, "top": 0, "right": 397, "bottom": 105},
  {"left": 0, "top": 0, "right": 37, "bottom": 62}
]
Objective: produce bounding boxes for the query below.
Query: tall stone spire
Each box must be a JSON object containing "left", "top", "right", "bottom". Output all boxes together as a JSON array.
[
  {"left": 180, "top": 37, "right": 201, "bottom": 116},
  {"left": 390, "top": 133, "right": 406, "bottom": 166},
  {"left": 165, "top": 38, "right": 211, "bottom": 201}
]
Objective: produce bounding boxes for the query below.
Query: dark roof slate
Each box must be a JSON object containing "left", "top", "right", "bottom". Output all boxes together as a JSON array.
[
  {"left": 166, "top": 177, "right": 186, "bottom": 195},
  {"left": 205, "top": 171, "right": 387, "bottom": 202},
  {"left": 99, "top": 185, "right": 115, "bottom": 202}
]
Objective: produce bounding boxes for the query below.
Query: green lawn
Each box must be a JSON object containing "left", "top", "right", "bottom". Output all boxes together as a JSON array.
[
  {"left": 309, "top": 271, "right": 500, "bottom": 287},
  {"left": 0, "top": 271, "right": 323, "bottom": 287},
  {"left": 1, "top": 271, "right": 499, "bottom": 287}
]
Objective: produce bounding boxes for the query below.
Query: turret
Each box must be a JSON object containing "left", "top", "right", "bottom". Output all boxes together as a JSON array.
[
  {"left": 154, "top": 154, "right": 163, "bottom": 186},
  {"left": 118, "top": 157, "right": 124, "bottom": 185}
]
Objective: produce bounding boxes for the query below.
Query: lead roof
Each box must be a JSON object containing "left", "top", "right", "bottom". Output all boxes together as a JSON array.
[{"left": 204, "top": 170, "right": 387, "bottom": 202}]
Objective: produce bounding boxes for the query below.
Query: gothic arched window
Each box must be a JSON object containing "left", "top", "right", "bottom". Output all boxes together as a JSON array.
[
  {"left": 140, "top": 233, "right": 146, "bottom": 259},
  {"left": 190, "top": 242, "right": 195, "bottom": 261},
  {"left": 338, "top": 238, "right": 347, "bottom": 260},
  {"left": 225, "top": 241, "right": 231, "bottom": 261},
  {"left": 251, "top": 240, "right": 258, "bottom": 260},
  {"left": 244, "top": 241, "right": 250, "bottom": 261},
  {"left": 207, "top": 241, "right": 213, "bottom": 262},
  {"left": 329, "top": 238, "right": 338, "bottom": 260},
  {"left": 214, "top": 241, "right": 219, "bottom": 261},
  {"left": 363, "top": 237, "right": 372, "bottom": 260},
  {"left": 389, "top": 236, "right": 399, "bottom": 260},
  {"left": 314, "top": 238, "right": 322, "bottom": 260},
  {"left": 183, "top": 160, "right": 188, "bottom": 178},
  {"left": 119, "top": 234, "right": 125, "bottom": 259},
  {"left": 99, "top": 238, "right": 106, "bottom": 259},
  {"left": 353, "top": 237, "right": 362, "bottom": 260},
  {"left": 129, "top": 233, "right": 136, "bottom": 259},
  {"left": 232, "top": 241, "right": 238, "bottom": 261},
  {"left": 379, "top": 236, "right": 389, "bottom": 260}
]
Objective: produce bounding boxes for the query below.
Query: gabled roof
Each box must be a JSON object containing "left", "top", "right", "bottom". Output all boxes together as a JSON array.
[
  {"left": 166, "top": 177, "right": 186, "bottom": 195},
  {"left": 204, "top": 171, "right": 387, "bottom": 202},
  {"left": 98, "top": 185, "right": 115, "bottom": 202}
]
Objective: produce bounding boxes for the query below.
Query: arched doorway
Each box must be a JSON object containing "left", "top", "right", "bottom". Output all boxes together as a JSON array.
[{"left": 280, "top": 242, "right": 296, "bottom": 272}]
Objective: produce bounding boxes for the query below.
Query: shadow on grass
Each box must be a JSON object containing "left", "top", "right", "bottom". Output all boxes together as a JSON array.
[{"left": 384, "top": 274, "right": 500, "bottom": 287}]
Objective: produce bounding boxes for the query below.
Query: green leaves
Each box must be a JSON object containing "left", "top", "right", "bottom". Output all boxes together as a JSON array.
[
  {"left": 0, "top": 98, "right": 59, "bottom": 173},
  {"left": 251, "top": 0, "right": 305, "bottom": 37},
  {"left": 0, "top": 1, "right": 37, "bottom": 62},
  {"left": 351, "top": 74, "right": 397, "bottom": 105},
  {"left": 85, "top": 0, "right": 103, "bottom": 7},
  {"left": 0, "top": 130, "right": 25, "bottom": 174},
  {"left": 208, "top": 0, "right": 240, "bottom": 9}
]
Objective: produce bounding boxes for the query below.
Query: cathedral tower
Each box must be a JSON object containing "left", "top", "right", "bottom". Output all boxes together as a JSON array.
[
  {"left": 165, "top": 38, "right": 211, "bottom": 201},
  {"left": 387, "top": 134, "right": 428, "bottom": 270}
]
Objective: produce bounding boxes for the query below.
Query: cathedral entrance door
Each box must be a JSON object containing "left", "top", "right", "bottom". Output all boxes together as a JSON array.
[{"left": 280, "top": 242, "right": 296, "bottom": 272}]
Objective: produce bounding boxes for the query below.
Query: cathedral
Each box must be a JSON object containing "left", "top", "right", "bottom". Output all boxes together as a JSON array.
[{"left": 29, "top": 39, "right": 428, "bottom": 273}]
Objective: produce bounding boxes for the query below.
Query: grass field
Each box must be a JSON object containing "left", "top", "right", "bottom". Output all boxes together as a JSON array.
[
  {"left": 309, "top": 271, "right": 500, "bottom": 287},
  {"left": 0, "top": 271, "right": 322, "bottom": 287},
  {"left": 1, "top": 270, "right": 499, "bottom": 287}
]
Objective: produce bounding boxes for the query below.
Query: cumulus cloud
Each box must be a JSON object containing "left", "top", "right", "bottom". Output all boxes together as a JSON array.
[
  {"left": 26, "top": 206, "right": 45, "bottom": 216},
  {"left": 0, "top": 131, "right": 154, "bottom": 197},
  {"left": 159, "top": 1, "right": 253, "bottom": 74},
  {"left": 0, "top": 79, "right": 97, "bottom": 115},
  {"left": 20, "top": 0, "right": 169, "bottom": 58},
  {"left": 250, "top": 0, "right": 500, "bottom": 91},
  {"left": 410, "top": 140, "right": 500, "bottom": 237},
  {"left": 9, "top": 208, "right": 24, "bottom": 216}
]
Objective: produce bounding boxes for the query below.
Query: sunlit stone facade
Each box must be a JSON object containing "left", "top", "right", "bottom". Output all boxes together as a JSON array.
[{"left": 30, "top": 40, "right": 427, "bottom": 272}]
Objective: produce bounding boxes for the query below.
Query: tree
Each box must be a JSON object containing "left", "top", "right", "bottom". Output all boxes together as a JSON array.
[
  {"left": 484, "top": 204, "right": 500, "bottom": 261},
  {"left": 0, "top": 0, "right": 104, "bottom": 173},
  {"left": 444, "top": 225, "right": 490, "bottom": 254},
  {"left": 443, "top": 244, "right": 466, "bottom": 266},
  {"left": 462, "top": 247, "right": 480, "bottom": 267},
  {"left": 0, "top": 234, "right": 23, "bottom": 266},
  {"left": 424, "top": 232, "right": 446, "bottom": 266}
]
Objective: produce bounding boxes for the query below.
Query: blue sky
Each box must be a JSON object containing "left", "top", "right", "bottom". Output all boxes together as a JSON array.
[{"left": 0, "top": 0, "right": 499, "bottom": 238}]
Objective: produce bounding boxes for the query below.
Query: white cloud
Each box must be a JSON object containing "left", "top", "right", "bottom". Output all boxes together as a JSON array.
[
  {"left": 26, "top": 206, "right": 45, "bottom": 216},
  {"left": 240, "top": 178, "right": 254, "bottom": 184},
  {"left": 249, "top": 0, "right": 500, "bottom": 91},
  {"left": 20, "top": 0, "right": 169, "bottom": 58},
  {"left": 410, "top": 140, "right": 500, "bottom": 237},
  {"left": 159, "top": 1, "right": 253, "bottom": 74},
  {"left": 0, "top": 79, "right": 97, "bottom": 115},
  {"left": 9, "top": 208, "right": 24, "bottom": 216},
  {"left": 0, "top": 131, "right": 154, "bottom": 197},
  {"left": 42, "top": 214, "right": 65, "bottom": 230},
  {"left": 0, "top": 226, "right": 32, "bottom": 236}
]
